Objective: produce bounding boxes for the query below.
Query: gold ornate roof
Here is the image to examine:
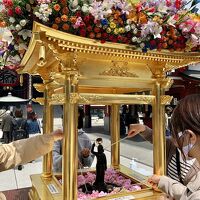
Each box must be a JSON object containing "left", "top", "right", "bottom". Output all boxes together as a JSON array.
[{"left": 20, "top": 22, "right": 200, "bottom": 94}]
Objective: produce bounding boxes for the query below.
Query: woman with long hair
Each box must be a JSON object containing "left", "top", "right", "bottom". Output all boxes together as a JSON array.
[{"left": 148, "top": 94, "right": 200, "bottom": 199}]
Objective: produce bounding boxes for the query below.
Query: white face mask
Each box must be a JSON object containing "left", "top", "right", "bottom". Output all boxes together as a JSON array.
[
  {"left": 182, "top": 143, "right": 194, "bottom": 160},
  {"left": 178, "top": 131, "right": 194, "bottom": 160}
]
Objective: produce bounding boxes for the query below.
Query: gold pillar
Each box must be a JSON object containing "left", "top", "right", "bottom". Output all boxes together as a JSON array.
[
  {"left": 63, "top": 74, "right": 78, "bottom": 200},
  {"left": 42, "top": 83, "right": 54, "bottom": 178},
  {"left": 111, "top": 104, "right": 120, "bottom": 169},
  {"left": 152, "top": 81, "right": 166, "bottom": 175}
]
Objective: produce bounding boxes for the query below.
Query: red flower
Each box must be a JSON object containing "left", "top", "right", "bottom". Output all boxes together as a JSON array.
[
  {"left": 150, "top": 40, "right": 156, "bottom": 47},
  {"left": 109, "top": 35, "right": 114, "bottom": 41},
  {"left": 55, "top": 17, "right": 61, "bottom": 24},
  {"left": 62, "top": 7, "right": 69, "bottom": 15},
  {"left": 76, "top": 11, "right": 82, "bottom": 17},
  {"left": 117, "top": 35, "right": 123, "bottom": 41},
  {"left": 60, "top": 0, "right": 66, "bottom": 5},
  {"left": 101, "top": 40, "right": 106, "bottom": 43},
  {"left": 84, "top": 16, "right": 90, "bottom": 24},
  {"left": 166, "top": 0, "right": 171, "bottom": 7},
  {"left": 3, "top": 0, "right": 13, "bottom": 7},
  {"left": 87, "top": 26, "right": 93, "bottom": 32},
  {"left": 89, "top": 32, "right": 95, "bottom": 39},
  {"left": 96, "top": 33, "right": 101, "bottom": 38},
  {"left": 15, "top": 6, "right": 22, "bottom": 15},
  {"left": 102, "top": 33, "right": 108, "bottom": 39},
  {"left": 61, "top": 15, "right": 68, "bottom": 22},
  {"left": 52, "top": 24, "right": 59, "bottom": 30},
  {"left": 62, "top": 24, "right": 69, "bottom": 31},
  {"left": 175, "top": 0, "right": 181, "bottom": 9},
  {"left": 147, "top": 7, "right": 155, "bottom": 13},
  {"left": 94, "top": 27, "right": 100, "bottom": 33},
  {"left": 53, "top": 4, "right": 61, "bottom": 12},
  {"left": 80, "top": 29, "right": 86, "bottom": 37},
  {"left": 7, "top": 8, "right": 13, "bottom": 16}
]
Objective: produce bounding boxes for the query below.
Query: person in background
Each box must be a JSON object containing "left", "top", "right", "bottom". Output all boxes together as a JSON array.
[
  {"left": 1, "top": 110, "right": 14, "bottom": 143},
  {"left": 53, "top": 107, "right": 94, "bottom": 172},
  {"left": 12, "top": 110, "right": 28, "bottom": 140},
  {"left": 147, "top": 94, "right": 200, "bottom": 199},
  {"left": 12, "top": 110, "right": 29, "bottom": 170},
  {"left": 26, "top": 112, "right": 41, "bottom": 137},
  {"left": 0, "top": 129, "right": 63, "bottom": 199},
  {"left": 165, "top": 106, "right": 173, "bottom": 137}
]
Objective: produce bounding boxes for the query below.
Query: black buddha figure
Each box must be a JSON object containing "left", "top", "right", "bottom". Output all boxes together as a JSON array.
[{"left": 91, "top": 138, "right": 107, "bottom": 192}]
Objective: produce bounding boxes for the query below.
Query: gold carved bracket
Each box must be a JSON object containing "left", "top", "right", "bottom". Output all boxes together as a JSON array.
[
  {"left": 32, "top": 97, "right": 44, "bottom": 105},
  {"left": 161, "top": 95, "right": 173, "bottom": 105}
]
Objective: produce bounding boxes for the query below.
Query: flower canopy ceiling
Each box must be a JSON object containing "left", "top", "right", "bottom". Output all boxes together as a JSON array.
[{"left": 0, "top": 0, "right": 200, "bottom": 69}]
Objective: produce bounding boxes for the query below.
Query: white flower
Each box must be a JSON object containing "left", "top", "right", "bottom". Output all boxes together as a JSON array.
[
  {"left": 141, "top": 21, "right": 162, "bottom": 39},
  {"left": 140, "top": 43, "right": 145, "bottom": 48},
  {"left": 82, "top": 4, "right": 89, "bottom": 13},
  {"left": 20, "top": 20, "right": 27, "bottom": 27},
  {"left": 126, "top": 19, "right": 131, "bottom": 25},
  {"left": 9, "top": 17, "right": 15, "bottom": 23},
  {"left": 125, "top": 25, "right": 131, "bottom": 32},
  {"left": 14, "top": 45, "right": 19, "bottom": 50},
  {"left": 167, "top": 15, "right": 177, "bottom": 27},
  {"left": 133, "top": 28, "right": 138, "bottom": 35},
  {"left": 157, "top": 2, "right": 168, "bottom": 13},
  {"left": 132, "top": 37, "right": 137, "bottom": 42},
  {"left": 131, "top": 24, "right": 136, "bottom": 29},
  {"left": 18, "top": 29, "right": 32, "bottom": 40},
  {"left": 15, "top": 24, "right": 22, "bottom": 31},
  {"left": 2, "top": 29, "right": 13, "bottom": 45}
]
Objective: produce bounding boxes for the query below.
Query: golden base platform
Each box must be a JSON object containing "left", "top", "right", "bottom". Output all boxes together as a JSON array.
[{"left": 29, "top": 173, "right": 169, "bottom": 200}]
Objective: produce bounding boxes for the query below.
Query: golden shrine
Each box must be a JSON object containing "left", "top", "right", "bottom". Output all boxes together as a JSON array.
[{"left": 19, "top": 22, "right": 200, "bottom": 200}]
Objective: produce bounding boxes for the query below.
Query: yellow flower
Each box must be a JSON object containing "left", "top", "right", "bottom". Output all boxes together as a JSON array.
[
  {"left": 118, "top": 27, "right": 125, "bottom": 34},
  {"left": 106, "top": 27, "right": 112, "bottom": 33},
  {"left": 113, "top": 28, "right": 119, "bottom": 35},
  {"left": 110, "top": 22, "right": 116, "bottom": 29},
  {"left": 189, "top": 14, "right": 200, "bottom": 22}
]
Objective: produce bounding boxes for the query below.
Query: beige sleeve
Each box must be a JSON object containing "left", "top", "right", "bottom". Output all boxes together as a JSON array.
[
  {"left": 158, "top": 176, "right": 187, "bottom": 199},
  {"left": 0, "top": 134, "right": 55, "bottom": 172}
]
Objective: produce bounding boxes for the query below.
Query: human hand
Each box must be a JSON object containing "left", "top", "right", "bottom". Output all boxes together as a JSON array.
[
  {"left": 81, "top": 148, "right": 90, "bottom": 158},
  {"left": 148, "top": 175, "right": 160, "bottom": 190},
  {"left": 51, "top": 129, "right": 63, "bottom": 141},
  {"left": 128, "top": 124, "right": 146, "bottom": 138}
]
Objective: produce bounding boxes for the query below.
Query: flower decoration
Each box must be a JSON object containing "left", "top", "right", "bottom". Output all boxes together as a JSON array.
[
  {"left": 0, "top": 0, "right": 200, "bottom": 66},
  {"left": 60, "top": 168, "right": 141, "bottom": 200}
]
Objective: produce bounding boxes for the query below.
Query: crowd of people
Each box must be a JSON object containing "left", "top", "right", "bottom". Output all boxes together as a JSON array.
[{"left": 1, "top": 108, "right": 41, "bottom": 144}]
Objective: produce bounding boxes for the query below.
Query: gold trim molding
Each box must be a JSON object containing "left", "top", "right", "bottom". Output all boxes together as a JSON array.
[{"left": 50, "top": 93, "right": 155, "bottom": 105}]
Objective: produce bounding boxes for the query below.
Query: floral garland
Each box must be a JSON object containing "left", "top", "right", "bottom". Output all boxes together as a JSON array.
[{"left": 0, "top": 0, "right": 200, "bottom": 66}]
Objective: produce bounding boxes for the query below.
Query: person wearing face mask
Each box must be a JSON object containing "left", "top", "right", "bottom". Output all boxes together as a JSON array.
[
  {"left": 128, "top": 122, "right": 198, "bottom": 185},
  {"left": 147, "top": 94, "right": 200, "bottom": 199}
]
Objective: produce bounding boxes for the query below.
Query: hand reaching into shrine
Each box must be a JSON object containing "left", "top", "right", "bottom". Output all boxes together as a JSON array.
[
  {"left": 147, "top": 175, "right": 160, "bottom": 190},
  {"left": 51, "top": 129, "right": 63, "bottom": 141},
  {"left": 128, "top": 124, "right": 146, "bottom": 138},
  {"left": 81, "top": 148, "right": 90, "bottom": 158}
]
